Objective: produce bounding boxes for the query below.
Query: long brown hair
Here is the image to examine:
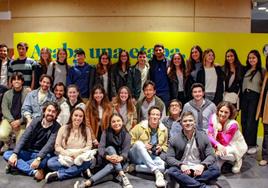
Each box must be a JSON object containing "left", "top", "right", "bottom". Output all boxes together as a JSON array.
[
  {"left": 168, "top": 52, "right": 186, "bottom": 80},
  {"left": 96, "top": 51, "right": 112, "bottom": 75},
  {"left": 64, "top": 107, "right": 87, "bottom": 145},
  {"left": 113, "top": 86, "right": 135, "bottom": 114}
]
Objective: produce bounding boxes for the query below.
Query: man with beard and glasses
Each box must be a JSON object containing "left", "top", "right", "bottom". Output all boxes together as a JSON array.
[{"left": 3, "top": 102, "right": 61, "bottom": 181}]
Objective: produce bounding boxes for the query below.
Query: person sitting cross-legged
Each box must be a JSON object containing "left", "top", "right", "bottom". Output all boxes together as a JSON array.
[
  {"left": 3, "top": 102, "right": 61, "bottom": 181},
  {"left": 166, "top": 111, "right": 220, "bottom": 188}
]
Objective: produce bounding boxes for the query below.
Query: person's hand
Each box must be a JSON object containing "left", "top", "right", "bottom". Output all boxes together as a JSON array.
[
  {"left": 92, "top": 140, "right": 99, "bottom": 148},
  {"left": 194, "top": 164, "right": 205, "bottom": 176},
  {"left": 106, "top": 155, "right": 118, "bottom": 164},
  {"left": 10, "top": 120, "right": 21, "bottom": 131},
  {"left": 216, "top": 144, "right": 227, "bottom": 157},
  {"left": 8, "top": 153, "right": 18, "bottom": 167},
  {"left": 145, "top": 143, "right": 152, "bottom": 151},
  {"left": 30, "top": 158, "right": 41, "bottom": 169},
  {"left": 180, "top": 164, "right": 191, "bottom": 175},
  {"left": 156, "top": 145, "right": 162, "bottom": 155}
]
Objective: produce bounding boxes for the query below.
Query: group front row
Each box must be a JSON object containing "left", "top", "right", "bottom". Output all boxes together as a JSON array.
[{"left": 2, "top": 98, "right": 248, "bottom": 188}]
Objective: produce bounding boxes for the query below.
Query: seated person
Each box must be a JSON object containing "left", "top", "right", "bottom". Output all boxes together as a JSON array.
[
  {"left": 136, "top": 80, "right": 166, "bottom": 123},
  {"left": 166, "top": 111, "right": 220, "bottom": 188},
  {"left": 21, "top": 74, "right": 56, "bottom": 126},
  {"left": 208, "top": 101, "right": 247, "bottom": 174},
  {"left": 74, "top": 113, "right": 132, "bottom": 188},
  {"left": 162, "top": 99, "right": 182, "bottom": 139},
  {"left": 129, "top": 106, "right": 167, "bottom": 187},
  {"left": 45, "top": 107, "right": 94, "bottom": 182},
  {"left": 0, "top": 72, "right": 29, "bottom": 152},
  {"left": 3, "top": 102, "right": 61, "bottom": 181}
]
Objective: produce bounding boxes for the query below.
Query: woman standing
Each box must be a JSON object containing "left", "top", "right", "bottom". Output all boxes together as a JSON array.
[
  {"left": 45, "top": 107, "right": 94, "bottom": 182},
  {"left": 112, "top": 86, "right": 137, "bottom": 131},
  {"left": 168, "top": 52, "right": 187, "bottom": 106},
  {"left": 85, "top": 84, "right": 112, "bottom": 147},
  {"left": 47, "top": 48, "right": 69, "bottom": 87},
  {"left": 208, "top": 101, "right": 247, "bottom": 173},
  {"left": 223, "top": 49, "right": 245, "bottom": 108},
  {"left": 74, "top": 113, "right": 133, "bottom": 188},
  {"left": 95, "top": 51, "right": 116, "bottom": 101},
  {"left": 196, "top": 48, "right": 225, "bottom": 105},
  {"left": 241, "top": 50, "right": 264, "bottom": 154},
  {"left": 256, "top": 56, "right": 268, "bottom": 165},
  {"left": 34, "top": 47, "right": 52, "bottom": 89}
]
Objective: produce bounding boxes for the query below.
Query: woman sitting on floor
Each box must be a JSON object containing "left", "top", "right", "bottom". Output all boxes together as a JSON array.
[
  {"left": 74, "top": 113, "right": 132, "bottom": 188},
  {"left": 208, "top": 101, "right": 247, "bottom": 174}
]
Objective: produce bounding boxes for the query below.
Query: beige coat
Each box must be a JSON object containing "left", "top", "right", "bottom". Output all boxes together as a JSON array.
[{"left": 256, "top": 72, "right": 268, "bottom": 124}]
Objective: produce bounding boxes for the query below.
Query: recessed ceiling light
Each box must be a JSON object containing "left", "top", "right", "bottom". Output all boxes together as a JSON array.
[
  {"left": 266, "top": 9, "right": 268, "bottom": 12},
  {"left": 258, "top": 7, "right": 267, "bottom": 10}
]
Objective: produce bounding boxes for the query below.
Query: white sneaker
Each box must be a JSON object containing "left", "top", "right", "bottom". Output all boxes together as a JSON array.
[
  {"left": 155, "top": 170, "right": 166, "bottom": 187},
  {"left": 232, "top": 159, "right": 242, "bottom": 174},
  {"left": 247, "top": 146, "right": 258, "bottom": 155},
  {"left": 121, "top": 174, "right": 133, "bottom": 188}
]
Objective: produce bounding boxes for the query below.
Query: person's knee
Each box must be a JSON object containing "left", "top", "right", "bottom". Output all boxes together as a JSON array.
[
  {"left": 3, "top": 150, "right": 13, "bottom": 161},
  {"left": 105, "top": 146, "right": 116, "bottom": 155},
  {"left": 133, "top": 140, "right": 145, "bottom": 150}
]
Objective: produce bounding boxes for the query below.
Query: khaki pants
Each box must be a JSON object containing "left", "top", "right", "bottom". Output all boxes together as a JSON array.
[{"left": 0, "top": 119, "right": 25, "bottom": 143}]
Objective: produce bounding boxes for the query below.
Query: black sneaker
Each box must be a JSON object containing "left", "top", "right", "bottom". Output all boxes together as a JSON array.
[
  {"left": 45, "top": 171, "right": 58, "bottom": 183},
  {"left": 81, "top": 168, "right": 92, "bottom": 179},
  {"left": 74, "top": 180, "right": 89, "bottom": 188}
]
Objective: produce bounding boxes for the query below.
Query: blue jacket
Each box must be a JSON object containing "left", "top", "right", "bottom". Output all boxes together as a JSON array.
[
  {"left": 67, "top": 63, "right": 95, "bottom": 98},
  {"left": 21, "top": 88, "right": 56, "bottom": 119}
]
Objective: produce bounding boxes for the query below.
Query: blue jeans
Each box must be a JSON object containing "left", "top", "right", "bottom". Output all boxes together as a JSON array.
[
  {"left": 47, "top": 156, "right": 92, "bottom": 180},
  {"left": 129, "top": 141, "right": 165, "bottom": 173},
  {"left": 3, "top": 150, "right": 50, "bottom": 176},
  {"left": 91, "top": 146, "right": 123, "bottom": 183},
  {"left": 166, "top": 165, "right": 220, "bottom": 188}
]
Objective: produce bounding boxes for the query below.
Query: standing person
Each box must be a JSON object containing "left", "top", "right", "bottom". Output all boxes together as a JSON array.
[
  {"left": 166, "top": 111, "right": 220, "bottom": 188},
  {"left": 21, "top": 74, "right": 56, "bottom": 127},
  {"left": 67, "top": 49, "right": 95, "bottom": 101},
  {"left": 8, "top": 42, "right": 36, "bottom": 90},
  {"left": 129, "top": 106, "right": 167, "bottom": 187},
  {"left": 47, "top": 48, "right": 69, "bottom": 87},
  {"left": 34, "top": 47, "right": 52, "bottom": 89},
  {"left": 256, "top": 56, "right": 268, "bottom": 165},
  {"left": 162, "top": 99, "right": 182, "bottom": 140},
  {"left": 136, "top": 80, "right": 166, "bottom": 123},
  {"left": 85, "top": 84, "right": 112, "bottom": 147},
  {"left": 95, "top": 51, "right": 116, "bottom": 101},
  {"left": 112, "top": 86, "right": 137, "bottom": 131},
  {"left": 45, "top": 107, "right": 94, "bottom": 183},
  {"left": 53, "top": 82, "right": 69, "bottom": 126},
  {"left": 196, "top": 49, "right": 224, "bottom": 105},
  {"left": 3, "top": 102, "right": 61, "bottom": 181},
  {"left": 149, "top": 44, "right": 170, "bottom": 107},
  {"left": 183, "top": 83, "right": 216, "bottom": 132},
  {"left": 0, "top": 43, "right": 11, "bottom": 88},
  {"left": 74, "top": 113, "right": 133, "bottom": 188},
  {"left": 222, "top": 49, "right": 245, "bottom": 108},
  {"left": 168, "top": 52, "right": 187, "bottom": 106},
  {"left": 241, "top": 50, "right": 264, "bottom": 154},
  {"left": 208, "top": 101, "right": 247, "bottom": 174},
  {"left": 111, "top": 50, "right": 133, "bottom": 95},
  {"left": 0, "top": 73, "right": 29, "bottom": 152},
  {"left": 185, "top": 45, "right": 203, "bottom": 101},
  {"left": 130, "top": 50, "right": 150, "bottom": 102}
]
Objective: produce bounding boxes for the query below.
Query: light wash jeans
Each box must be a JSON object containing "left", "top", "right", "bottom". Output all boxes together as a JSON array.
[{"left": 129, "top": 141, "right": 165, "bottom": 173}]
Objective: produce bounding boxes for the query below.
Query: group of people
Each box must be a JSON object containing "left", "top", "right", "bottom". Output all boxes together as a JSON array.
[{"left": 0, "top": 41, "right": 267, "bottom": 188}]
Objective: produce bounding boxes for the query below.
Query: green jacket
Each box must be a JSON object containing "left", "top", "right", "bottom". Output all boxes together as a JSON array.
[{"left": 1, "top": 88, "right": 29, "bottom": 123}]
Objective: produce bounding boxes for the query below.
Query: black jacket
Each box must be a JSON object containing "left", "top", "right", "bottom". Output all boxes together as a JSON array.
[
  {"left": 95, "top": 70, "right": 116, "bottom": 100},
  {"left": 196, "top": 66, "right": 225, "bottom": 105}
]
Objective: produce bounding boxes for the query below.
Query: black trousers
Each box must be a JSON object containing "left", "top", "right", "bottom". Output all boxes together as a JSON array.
[
  {"left": 262, "top": 124, "right": 268, "bottom": 160},
  {"left": 240, "top": 90, "right": 260, "bottom": 147}
]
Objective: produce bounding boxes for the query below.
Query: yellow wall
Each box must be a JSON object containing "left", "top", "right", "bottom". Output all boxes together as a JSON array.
[{"left": 0, "top": 0, "right": 251, "bottom": 47}]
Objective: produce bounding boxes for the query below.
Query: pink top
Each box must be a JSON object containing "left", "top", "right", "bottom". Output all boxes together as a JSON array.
[{"left": 208, "top": 113, "right": 238, "bottom": 148}]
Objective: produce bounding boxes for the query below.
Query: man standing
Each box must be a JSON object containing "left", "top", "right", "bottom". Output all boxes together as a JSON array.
[
  {"left": 166, "top": 111, "right": 220, "bottom": 188},
  {"left": 136, "top": 80, "right": 166, "bottom": 122},
  {"left": 8, "top": 42, "right": 36, "bottom": 90},
  {"left": 0, "top": 43, "right": 11, "bottom": 87},
  {"left": 149, "top": 44, "right": 170, "bottom": 107},
  {"left": 183, "top": 83, "right": 216, "bottom": 132},
  {"left": 129, "top": 106, "right": 167, "bottom": 187},
  {"left": 0, "top": 73, "right": 29, "bottom": 152},
  {"left": 67, "top": 49, "right": 95, "bottom": 101},
  {"left": 3, "top": 102, "right": 61, "bottom": 181},
  {"left": 21, "top": 74, "right": 56, "bottom": 127}
]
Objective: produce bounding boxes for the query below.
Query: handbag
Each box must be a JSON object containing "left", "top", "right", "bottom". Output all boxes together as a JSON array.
[{"left": 223, "top": 92, "right": 239, "bottom": 104}]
